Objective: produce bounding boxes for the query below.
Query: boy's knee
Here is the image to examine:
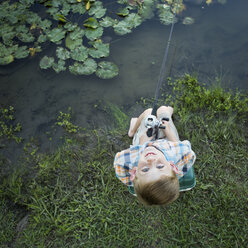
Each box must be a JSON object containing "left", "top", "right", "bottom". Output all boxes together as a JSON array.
[
  {"left": 157, "top": 106, "right": 173, "bottom": 117},
  {"left": 143, "top": 108, "right": 152, "bottom": 116}
]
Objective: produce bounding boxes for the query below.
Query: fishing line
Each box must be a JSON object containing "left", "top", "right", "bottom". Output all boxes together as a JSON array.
[{"left": 151, "top": 1, "right": 179, "bottom": 115}]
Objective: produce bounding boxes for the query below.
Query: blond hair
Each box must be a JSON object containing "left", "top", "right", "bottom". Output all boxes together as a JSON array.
[{"left": 133, "top": 171, "right": 180, "bottom": 206}]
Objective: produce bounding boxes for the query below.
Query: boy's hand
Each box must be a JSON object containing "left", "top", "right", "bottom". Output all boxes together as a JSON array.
[
  {"left": 161, "top": 119, "right": 178, "bottom": 142},
  {"left": 161, "top": 119, "right": 170, "bottom": 129}
]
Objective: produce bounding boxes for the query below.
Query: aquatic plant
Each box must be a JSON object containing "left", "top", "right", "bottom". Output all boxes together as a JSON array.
[
  {"left": 0, "top": 106, "right": 22, "bottom": 146},
  {"left": 0, "top": 0, "right": 226, "bottom": 78}
]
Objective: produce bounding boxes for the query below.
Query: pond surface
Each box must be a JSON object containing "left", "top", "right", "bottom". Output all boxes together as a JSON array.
[{"left": 1, "top": 0, "right": 248, "bottom": 160}]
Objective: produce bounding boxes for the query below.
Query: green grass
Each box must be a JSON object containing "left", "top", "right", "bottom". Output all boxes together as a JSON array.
[{"left": 0, "top": 75, "right": 247, "bottom": 248}]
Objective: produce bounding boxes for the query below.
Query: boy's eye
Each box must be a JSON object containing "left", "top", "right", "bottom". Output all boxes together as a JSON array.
[
  {"left": 142, "top": 167, "right": 149, "bottom": 172},
  {"left": 157, "top": 164, "right": 164, "bottom": 169}
]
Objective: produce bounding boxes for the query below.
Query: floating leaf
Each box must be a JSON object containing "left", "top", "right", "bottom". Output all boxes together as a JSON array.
[
  {"left": 69, "top": 27, "right": 85, "bottom": 40},
  {"left": 71, "top": 46, "right": 88, "bottom": 62},
  {"left": 37, "top": 34, "right": 47, "bottom": 43},
  {"left": 96, "top": 61, "right": 119, "bottom": 79},
  {"left": 65, "top": 36, "right": 82, "bottom": 50},
  {"left": 46, "top": 7, "right": 58, "bottom": 17},
  {"left": 15, "top": 25, "right": 29, "bottom": 35},
  {"left": 117, "top": 7, "right": 129, "bottom": 17},
  {"left": 114, "top": 13, "right": 142, "bottom": 35},
  {"left": 88, "top": 1, "right": 106, "bottom": 19},
  {"left": 57, "top": 14, "right": 67, "bottom": 23},
  {"left": 86, "top": 1, "right": 90, "bottom": 10},
  {"left": 14, "top": 46, "right": 29, "bottom": 59},
  {"left": 64, "top": 22, "right": 78, "bottom": 31},
  {"left": 157, "top": 4, "right": 176, "bottom": 25},
  {"left": 113, "top": 22, "right": 132, "bottom": 35},
  {"left": 0, "top": 55, "right": 14, "bottom": 65},
  {"left": 69, "top": 59, "right": 97, "bottom": 75},
  {"left": 89, "top": 41, "right": 109, "bottom": 58},
  {"left": 85, "top": 27, "right": 103, "bottom": 41},
  {"left": 40, "top": 56, "right": 54, "bottom": 69},
  {"left": 39, "top": 19, "right": 52, "bottom": 30},
  {"left": 125, "top": 13, "right": 142, "bottom": 28},
  {"left": 47, "top": 28, "right": 66, "bottom": 43},
  {"left": 56, "top": 47, "right": 70, "bottom": 60},
  {"left": 61, "top": 2, "right": 71, "bottom": 16},
  {"left": 84, "top": 17, "right": 98, "bottom": 29},
  {"left": 26, "top": 12, "right": 42, "bottom": 25},
  {"left": 100, "top": 17, "right": 117, "bottom": 28},
  {"left": 182, "top": 17, "right": 194, "bottom": 25},
  {"left": 138, "top": 1, "right": 155, "bottom": 20},
  {"left": 0, "top": 43, "right": 17, "bottom": 57},
  {"left": 52, "top": 59, "right": 66, "bottom": 73},
  {"left": 17, "top": 32, "right": 35, "bottom": 43},
  {"left": 71, "top": 3, "right": 86, "bottom": 14}
]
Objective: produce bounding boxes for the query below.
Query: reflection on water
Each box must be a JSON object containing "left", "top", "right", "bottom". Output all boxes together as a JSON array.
[{"left": 0, "top": 0, "right": 247, "bottom": 160}]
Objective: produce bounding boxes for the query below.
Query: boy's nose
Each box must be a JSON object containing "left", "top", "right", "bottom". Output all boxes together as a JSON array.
[{"left": 146, "top": 156, "right": 157, "bottom": 163}]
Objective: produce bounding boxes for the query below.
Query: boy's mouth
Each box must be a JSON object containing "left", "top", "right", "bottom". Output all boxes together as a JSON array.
[{"left": 145, "top": 152, "right": 156, "bottom": 157}]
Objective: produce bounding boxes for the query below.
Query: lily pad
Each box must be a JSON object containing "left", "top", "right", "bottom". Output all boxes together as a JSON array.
[
  {"left": 65, "top": 36, "right": 82, "bottom": 50},
  {"left": 84, "top": 17, "right": 99, "bottom": 29},
  {"left": 125, "top": 13, "right": 142, "bottom": 28},
  {"left": 68, "top": 27, "right": 85, "bottom": 40},
  {"left": 117, "top": 7, "right": 130, "bottom": 17},
  {"left": 182, "top": 17, "right": 194, "bottom": 25},
  {"left": 15, "top": 25, "right": 29, "bottom": 34},
  {"left": 64, "top": 22, "right": 78, "bottom": 31},
  {"left": 114, "top": 21, "right": 132, "bottom": 35},
  {"left": 157, "top": 4, "right": 176, "bottom": 25},
  {"left": 71, "top": 46, "right": 88, "bottom": 62},
  {"left": 14, "top": 46, "right": 29, "bottom": 59},
  {"left": 138, "top": 1, "right": 155, "bottom": 20},
  {"left": 114, "top": 13, "right": 142, "bottom": 35},
  {"left": 39, "top": 19, "right": 52, "bottom": 30},
  {"left": 47, "top": 28, "right": 66, "bottom": 43},
  {"left": 85, "top": 27, "right": 103, "bottom": 41},
  {"left": 61, "top": 2, "right": 71, "bottom": 16},
  {"left": 96, "top": 61, "right": 119, "bottom": 79},
  {"left": 17, "top": 32, "right": 35, "bottom": 43},
  {"left": 0, "top": 55, "right": 14, "bottom": 65},
  {"left": 69, "top": 59, "right": 97, "bottom": 75},
  {"left": 100, "top": 17, "right": 117, "bottom": 28},
  {"left": 88, "top": 1, "right": 106, "bottom": 19},
  {"left": 52, "top": 59, "right": 66, "bottom": 73},
  {"left": 89, "top": 41, "right": 109, "bottom": 58},
  {"left": 71, "top": 3, "right": 86, "bottom": 14},
  {"left": 40, "top": 56, "right": 55, "bottom": 69},
  {"left": 46, "top": 7, "right": 58, "bottom": 18},
  {"left": 37, "top": 34, "right": 47, "bottom": 43},
  {"left": 56, "top": 47, "right": 70, "bottom": 60}
]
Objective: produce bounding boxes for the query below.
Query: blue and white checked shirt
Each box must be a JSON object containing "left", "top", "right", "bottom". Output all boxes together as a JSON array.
[{"left": 114, "top": 139, "right": 196, "bottom": 186}]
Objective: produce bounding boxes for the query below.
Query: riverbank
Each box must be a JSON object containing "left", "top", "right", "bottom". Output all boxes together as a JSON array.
[{"left": 0, "top": 74, "right": 247, "bottom": 247}]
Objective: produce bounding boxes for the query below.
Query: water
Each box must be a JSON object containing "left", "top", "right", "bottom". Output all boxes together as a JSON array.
[{"left": 0, "top": 0, "right": 247, "bottom": 161}]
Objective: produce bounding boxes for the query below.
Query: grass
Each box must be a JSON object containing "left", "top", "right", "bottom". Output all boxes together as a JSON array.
[{"left": 0, "top": 74, "right": 247, "bottom": 248}]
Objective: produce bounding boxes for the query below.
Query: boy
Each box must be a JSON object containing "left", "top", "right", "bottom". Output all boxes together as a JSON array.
[{"left": 114, "top": 106, "right": 196, "bottom": 206}]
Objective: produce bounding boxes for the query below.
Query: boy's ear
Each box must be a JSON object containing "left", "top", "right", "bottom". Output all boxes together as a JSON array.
[
  {"left": 169, "top": 161, "right": 179, "bottom": 174},
  {"left": 130, "top": 167, "right": 137, "bottom": 181}
]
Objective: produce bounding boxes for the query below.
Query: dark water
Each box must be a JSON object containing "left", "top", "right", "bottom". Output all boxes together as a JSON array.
[{"left": 0, "top": 0, "right": 247, "bottom": 161}]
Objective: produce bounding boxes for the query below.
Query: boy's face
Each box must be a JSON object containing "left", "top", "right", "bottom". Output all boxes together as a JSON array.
[{"left": 130, "top": 146, "right": 178, "bottom": 182}]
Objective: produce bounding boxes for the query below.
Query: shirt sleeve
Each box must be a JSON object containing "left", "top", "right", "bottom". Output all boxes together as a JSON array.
[
  {"left": 113, "top": 150, "right": 132, "bottom": 186},
  {"left": 176, "top": 140, "right": 196, "bottom": 178}
]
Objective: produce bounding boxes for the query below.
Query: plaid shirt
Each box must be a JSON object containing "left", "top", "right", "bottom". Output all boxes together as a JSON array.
[{"left": 114, "top": 139, "right": 196, "bottom": 186}]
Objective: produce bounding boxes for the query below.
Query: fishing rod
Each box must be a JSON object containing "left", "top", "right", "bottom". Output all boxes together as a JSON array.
[{"left": 146, "top": 0, "right": 179, "bottom": 137}]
